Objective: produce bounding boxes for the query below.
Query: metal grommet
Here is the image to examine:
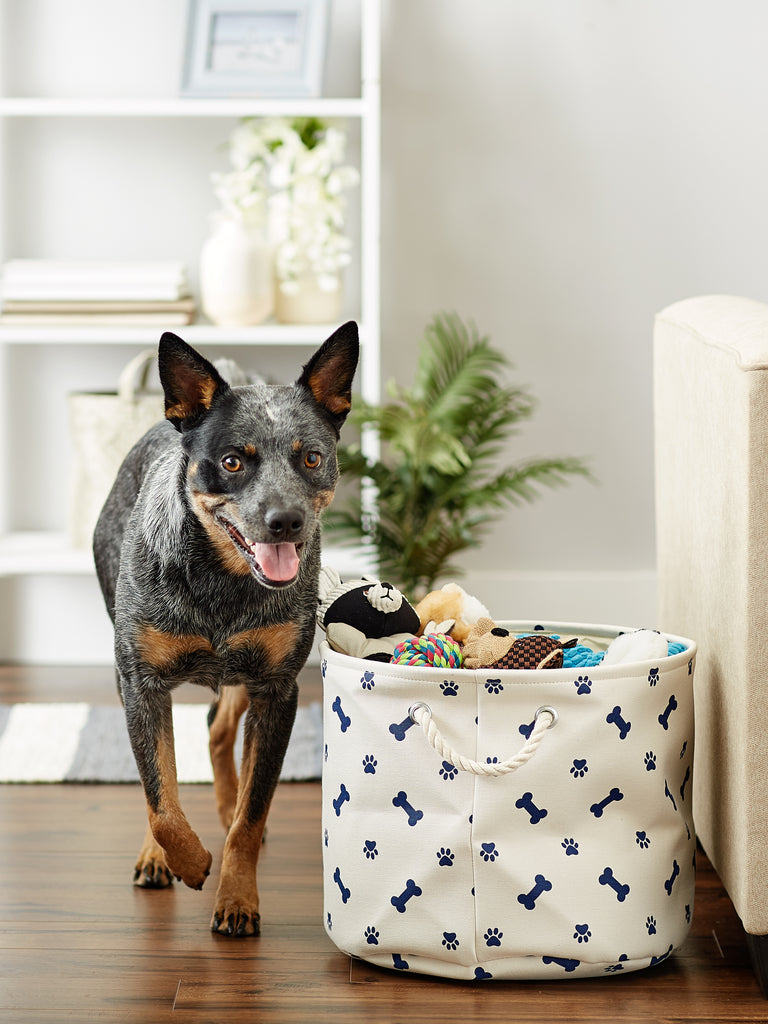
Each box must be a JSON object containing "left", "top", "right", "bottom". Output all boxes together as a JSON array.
[
  {"left": 409, "top": 702, "right": 431, "bottom": 723},
  {"left": 535, "top": 705, "right": 559, "bottom": 729}
]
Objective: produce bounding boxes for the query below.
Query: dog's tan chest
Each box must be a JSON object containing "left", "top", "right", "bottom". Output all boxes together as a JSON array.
[{"left": 135, "top": 622, "right": 300, "bottom": 675}]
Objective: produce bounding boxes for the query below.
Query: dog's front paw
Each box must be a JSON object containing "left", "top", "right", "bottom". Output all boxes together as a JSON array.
[
  {"left": 166, "top": 843, "right": 213, "bottom": 891},
  {"left": 211, "top": 894, "right": 261, "bottom": 937}
]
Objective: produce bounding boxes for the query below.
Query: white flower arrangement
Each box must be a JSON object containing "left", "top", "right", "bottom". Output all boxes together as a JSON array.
[{"left": 211, "top": 117, "right": 360, "bottom": 293}]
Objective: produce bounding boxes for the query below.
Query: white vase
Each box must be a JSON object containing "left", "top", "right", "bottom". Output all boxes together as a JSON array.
[
  {"left": 274, "top": 273, "right": 343, "bottom": 325},
  {"left": 199, "top": 217, "right": 274, "bottom": 326}
]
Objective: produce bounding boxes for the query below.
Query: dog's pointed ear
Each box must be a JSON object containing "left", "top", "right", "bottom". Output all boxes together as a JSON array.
[
  {"left": 296, "top": 321, "right": 359, "bottom": 431},
  {"left": 158, "top": 332, "right": 230, "bottom": 432}
]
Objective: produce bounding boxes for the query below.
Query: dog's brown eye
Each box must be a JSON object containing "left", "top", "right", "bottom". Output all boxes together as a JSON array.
[
  {"left": 304, "top": 451, "right": 322, "bottom": 469},
  {"left": 221, "top": 455, "right": 243, "bottom": 473}
]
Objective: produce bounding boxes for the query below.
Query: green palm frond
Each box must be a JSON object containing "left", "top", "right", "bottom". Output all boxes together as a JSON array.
[{"left": 329, "top": 312, "right": 593, "bottom": 598}]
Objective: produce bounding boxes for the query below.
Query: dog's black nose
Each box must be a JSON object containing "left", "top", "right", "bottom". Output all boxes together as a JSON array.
[{"left": 265, "top": 507, "right": 305, "bottom": 540}]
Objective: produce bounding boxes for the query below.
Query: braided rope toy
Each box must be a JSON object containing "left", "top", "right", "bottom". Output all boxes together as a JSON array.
[{"left": 391, "top": 633, "right": 463, "bottom": 668}]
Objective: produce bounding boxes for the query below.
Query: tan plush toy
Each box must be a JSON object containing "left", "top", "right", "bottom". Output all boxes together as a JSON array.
[
  {"left": 463, "top": 617, "right": 578, "bottom": 670},
  {"left": 415, "top": 583, "right": 490, "bottom": 644}
]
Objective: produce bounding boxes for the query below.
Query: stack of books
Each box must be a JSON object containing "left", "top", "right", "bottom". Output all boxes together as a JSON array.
[{"left": 0, "top": 260, "right": 196, "bottom": 325}]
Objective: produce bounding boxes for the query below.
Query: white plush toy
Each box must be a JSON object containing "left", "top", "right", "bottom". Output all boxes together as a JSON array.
[{"left": 602, "top": 628, "right": 669, "bottom": 666}]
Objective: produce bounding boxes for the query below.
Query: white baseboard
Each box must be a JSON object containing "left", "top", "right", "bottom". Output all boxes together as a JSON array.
[{"left": 0, "top": 568, "right": 659, "bottom": 666}]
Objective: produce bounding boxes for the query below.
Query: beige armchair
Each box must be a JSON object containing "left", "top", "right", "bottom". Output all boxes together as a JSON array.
[{"left": 654, "top": 295, "right": 768, "bottom": 995}]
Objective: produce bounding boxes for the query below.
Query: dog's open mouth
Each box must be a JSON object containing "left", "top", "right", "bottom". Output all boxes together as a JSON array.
[{"left": 216, "top": 515, "right": 302, "bottom": 587}]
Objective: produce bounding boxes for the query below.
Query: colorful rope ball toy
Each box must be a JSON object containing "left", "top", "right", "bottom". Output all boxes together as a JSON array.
[{"left": 391, "top": 633, "right": 463, "bottom": 668}]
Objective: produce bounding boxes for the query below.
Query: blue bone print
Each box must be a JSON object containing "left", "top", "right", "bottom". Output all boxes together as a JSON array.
[
  {"left": 518, "top": 718, "right": 535, "bottom": 740},
  {"left": 517, "top": 873, "right": 552, "bottom": 910},
  {"left": 606, "top": 705, "right": 631, "bottom": 739},
  {"left": 664, "top": 779, "right": 678, "bottom": 811},
  {"left": 389, "top": 715, "right": 417, "bottom": 742},
  {"left": 392, "top": 954, "right": 409, "bottom": 971},
  {"left": 598, "top": 866, "right": 630, "bottom": 902},
  {"left": 590, "top": 786, "right": 623, "bottom": 818},
  {"left": 680, "top": 765, "right": 691, "bottom": 801},
  {"left": 331, "top": 695, "right": 351, "bottom": 733},
  {"left": 390, "top": 879, "right": 422, "bottom": 913},
  {"left": 658, "top": 694, "right": 678, "bottom": 730},
  {"left": 333, "top": 866, "right": 350, "bottom": 904},
  {"left": 650, "top": 945, "right": 674, "bottom": 967},
  {"left": 332, "top": 783, "right": 350, "bottom": 817},
  {"left": 542, "top": 956, "right": 580, "bottom": 973},
  {"left": 392, "top": 790, "right": 424, "bottom": 826},
  {"left": 474, "top": 967, "right": 493, "bottom": 980},
  {"left": 515, "top": 791, "right": 548, "bottom": 824},
  {"left": 664, "top": 859, "right": 680, "bottom": 895}
]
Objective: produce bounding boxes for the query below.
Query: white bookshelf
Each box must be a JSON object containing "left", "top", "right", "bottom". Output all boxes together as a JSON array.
[{"left": 0, "top": 0, "right": 380, "bottom": 659}]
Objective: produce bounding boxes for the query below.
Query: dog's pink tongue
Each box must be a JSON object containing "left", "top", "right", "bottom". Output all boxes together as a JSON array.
[{"left": 254, "top": 543, "right": 300, "bottom": 582}]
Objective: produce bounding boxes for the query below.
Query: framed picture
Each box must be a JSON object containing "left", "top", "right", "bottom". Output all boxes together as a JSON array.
[{"left": 181, "top": 0, "right": 330, "bottom": 98}]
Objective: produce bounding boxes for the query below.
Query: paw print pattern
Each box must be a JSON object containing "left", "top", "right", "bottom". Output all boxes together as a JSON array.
[
  {"left": 570, "top": 758, "right": 589, "bottom": 779},
  {"left": 362, "top": 754, "right": 377, "bottom": 775},
  {"left": 635, "top": 830, "right": 651, "bottom": 850},
  {"left": 574, "top": 675, "right": 592, "bottom": 695},
  {"left": 648, "top": 667, "right": 660, "bottom": 687},
  {"left": 360, "top": 670, "right": 375, "bottom": 690},
  {"left": 573, "top": 924, "right": 592, "bottom": 943},
  {"left": 646, "top": 916, "right": 657, "bottom": 935},
  {"left": 562, "top": 838, "right": 579, "bottom": 856},
  {"left": 437, "top": 847, "right": 454, "bottom": 867},
  {"left": 440, "top": 679, "right": 458, "bottom": 696},
  {"left": 480, "top": 842, "right": 500, "bottom": 862},
  {"left": 644, "top": 751, "right": 657, "bottom": 771},
  {"left": 442, "top": 932, "right": 460, "bottom": 951},
  {"left": 484, "top": 927, "right": 503, "bottom": 947},
  {"left": 484, "top": 679, "right": 503, "bottom": 694},
  {"left": 365, "top": 925, "right": 379, "bottom": 945},
  {"left": 439, "top": 761, "right": 458, "bottom": 781},
  {"left": 363, "top": 840, "right": 378, "bottom": 860}
]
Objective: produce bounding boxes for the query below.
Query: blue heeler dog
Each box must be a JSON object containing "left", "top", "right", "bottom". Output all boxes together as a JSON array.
[{"left": 93, "top": 322, "right": 358, "bottom": 935}]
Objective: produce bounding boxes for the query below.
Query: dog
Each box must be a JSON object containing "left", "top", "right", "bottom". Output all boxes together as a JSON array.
[{"left": 93, "top": 322, "right": 358, "bottom": 936}]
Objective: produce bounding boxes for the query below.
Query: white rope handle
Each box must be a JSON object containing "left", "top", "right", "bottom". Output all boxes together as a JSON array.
[{"left": 408, "top": 703, "right": 558, "bottom": 777}]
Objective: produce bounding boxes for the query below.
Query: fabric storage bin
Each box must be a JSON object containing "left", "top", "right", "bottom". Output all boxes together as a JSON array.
[{"left": 321, "top": 621, "right": 696, "bottom": 981}]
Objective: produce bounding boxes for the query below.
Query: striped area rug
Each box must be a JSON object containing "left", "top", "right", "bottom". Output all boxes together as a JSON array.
[{"left": 0, "top": 702, "right": 323, "bottom": 784}]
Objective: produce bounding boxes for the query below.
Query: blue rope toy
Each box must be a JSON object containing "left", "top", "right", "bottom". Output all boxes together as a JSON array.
[{"left": 518, "top": 635, "right": 687, "bottom": 669}]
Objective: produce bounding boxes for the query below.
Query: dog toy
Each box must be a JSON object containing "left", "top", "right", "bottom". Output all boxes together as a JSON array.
[
  {"left": 463, "top": 618, "right": 578, "bottom": 670},
  {"left": 602, "top": 629, "right": 671, "bottom": 666},
  {"left": 415, "top": 583, "right": 490, "bottom": 644},
  {"left": 391, "top": 633, "right": 463, "bottom": 668},
  {"left": 317, "top": 567, "right": 421, "bottom": 662}
]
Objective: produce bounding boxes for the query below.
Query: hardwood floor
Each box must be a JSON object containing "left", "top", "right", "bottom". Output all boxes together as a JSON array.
[{"left": 1, "top": 665, "right": 767, "bottom": 1023}]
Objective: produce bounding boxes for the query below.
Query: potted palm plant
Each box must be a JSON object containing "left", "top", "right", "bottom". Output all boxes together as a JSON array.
[{"left": 326, "top": 312, "right": 591, "bottom": 599}]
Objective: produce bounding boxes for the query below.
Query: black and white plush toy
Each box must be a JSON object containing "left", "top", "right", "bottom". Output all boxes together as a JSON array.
[{"left": 317, "top": 567, "right": 420, "bottom": 662}]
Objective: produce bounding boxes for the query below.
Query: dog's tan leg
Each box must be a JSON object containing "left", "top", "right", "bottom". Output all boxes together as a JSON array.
[
  {"left": 211, "top": 685, "right": 298, "bottom": 936},
  {"left": 127, "top": 696, "right": 213, "bottom": 892},
  {"left": 208, "top": 684, "right": 249, "bottom": 831}
]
